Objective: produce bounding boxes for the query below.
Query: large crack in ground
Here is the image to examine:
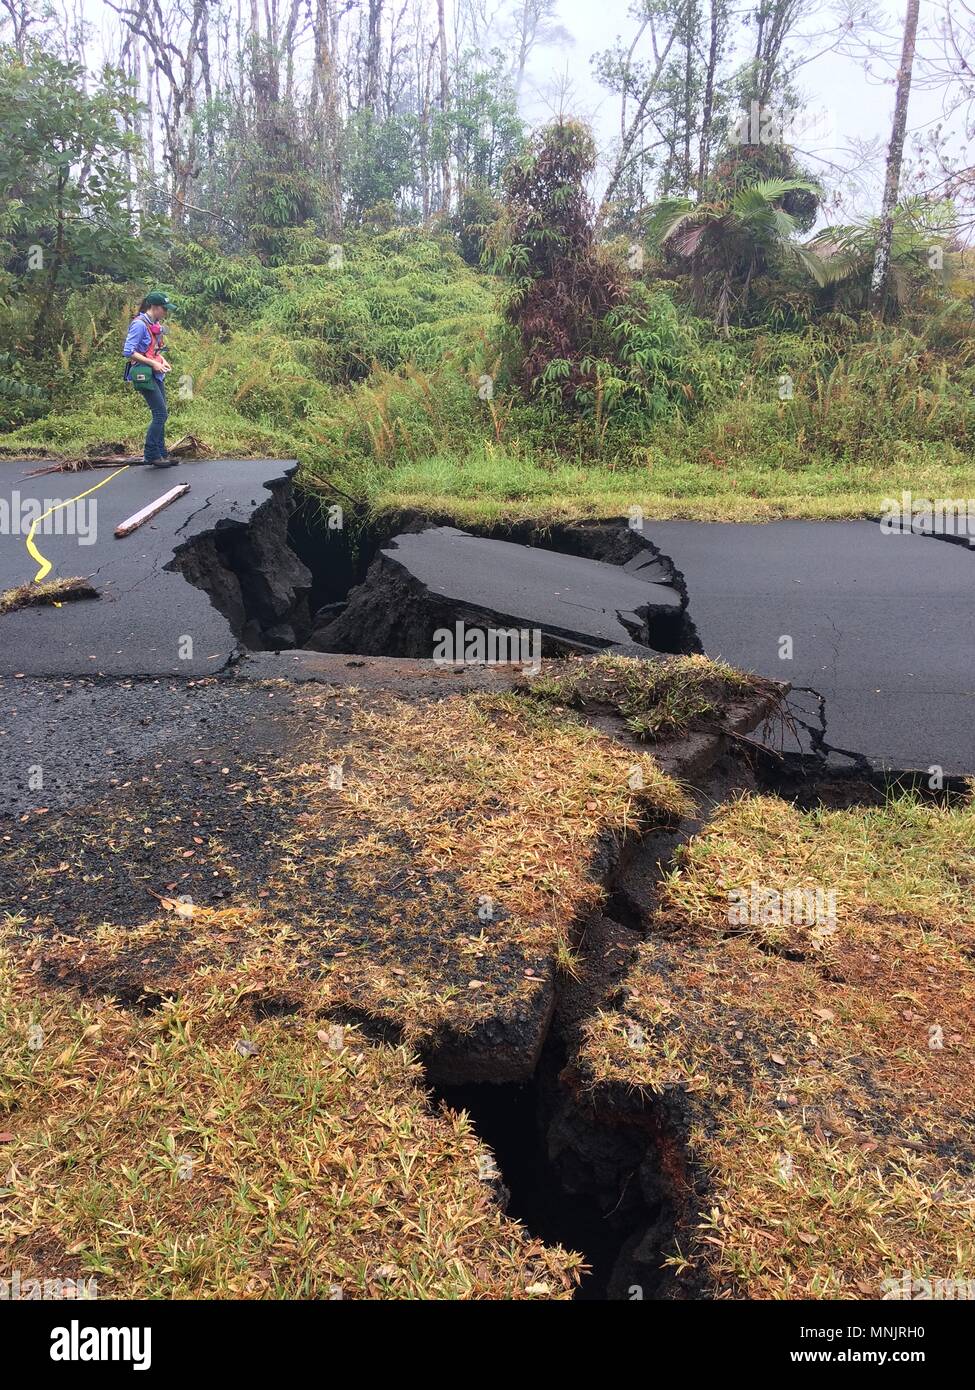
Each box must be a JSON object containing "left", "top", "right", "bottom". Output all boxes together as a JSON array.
[
  {"left": 425, "top": 747, "right": 769, "bottom": 1299},
  {"left": 165, "top": 497, "right": 970, "bottom": 1297},
  {"left": 783, "top": 684, "right": 874, "bottom": 772}
]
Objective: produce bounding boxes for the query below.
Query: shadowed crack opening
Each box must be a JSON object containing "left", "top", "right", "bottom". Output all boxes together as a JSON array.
[
  {"left": 420, "top": 757, "right": 757, "bottom": 1300},
  {"left": 755, "top": 752, "right": 973, "bottom": 810},
  {"left": 431, "top": 1053, "right": 632, "bottom": 1302},
  {"left": 756, "top": 687, "right": 972, "bottom": 807},
  {"left": 294, "top": 511, "right": 701, "bottom": 659},
  {"left": 428, "top": 1006, "right": 676, "bottom": 1301},
  {"left": 174, "top": 494, "right": 702, "bottom": 658}
]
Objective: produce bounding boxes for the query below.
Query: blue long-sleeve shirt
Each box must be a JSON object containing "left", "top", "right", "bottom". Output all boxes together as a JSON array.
[{"left": 122, "top": 313, "right": 164, "bottom": 383}]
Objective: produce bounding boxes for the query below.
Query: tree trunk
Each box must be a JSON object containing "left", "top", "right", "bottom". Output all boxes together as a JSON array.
[
  {"left": 697, "top": 0, "right": 722, "bottom": 191},
  {"left": 869, "top": 0, "right": 921, "bottom": 317},
  {"left": 682, "top": 0, "right": 694, "bottom": 194},
  {"left": 437, "top": 0, "right": 451, "bottom": 214},
  {"left": 313, "top": 0, "right": 344, "bottom": 236},
  {"left": 363, "top": 0, "right": 384, "bottom": 111},
  {"left": 33, "top": 171, "right": 67, "bottom": 353}
]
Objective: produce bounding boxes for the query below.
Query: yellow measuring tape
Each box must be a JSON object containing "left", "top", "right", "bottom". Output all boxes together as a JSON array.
[{"left": 25, "top": 465, "right": 130, "bottom": 583}]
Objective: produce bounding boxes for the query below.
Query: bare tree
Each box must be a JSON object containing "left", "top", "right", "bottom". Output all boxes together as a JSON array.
[
  {"left": 363, "top": 0, "right": 385, "bottom": 108},
  {"left": 437, "top": 0, "right": 450, "bottom": 210},
  {"left": 598, "top": 3, "right": 682, "bottom": 222},
  {"left": 869, "top": 0, "right": 921, "bottom": 314},
  {"left": 508, "top": 0, "right": 572, "bottom": 99},
  {"left": 697, "top": 0, "right": 728, "bottom": 190},
  {"left": 311, "top": 0, "right": 345, "bottom": 233},
  {"left": 109, "top": 0, "right": 209, "bottom": 228},
  {"left": 0, "top": 0, "right": 41, "bottom": 55}
]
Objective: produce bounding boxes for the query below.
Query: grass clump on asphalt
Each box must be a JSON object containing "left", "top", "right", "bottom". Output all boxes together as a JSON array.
[
  {"left": 581, "top": 790, "right": 975, "bottom": 1299},
  {"left": 0, "top": 940, "right": 580, "bottom": 1299},
  {"left": 520, "top": 652, "right": 771, "bottom": 742},
  {"left": 0, "top": 577, "right": 97, "bottom": 614}
]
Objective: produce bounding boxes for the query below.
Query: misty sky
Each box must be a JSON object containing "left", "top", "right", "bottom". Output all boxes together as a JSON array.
[{"left": 65, "top": 0, "right": 966, "bottom": 221}]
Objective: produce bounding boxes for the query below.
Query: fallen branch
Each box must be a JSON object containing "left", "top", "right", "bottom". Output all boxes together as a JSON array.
[
  {"left": 167, "top": 434, "right": 213, "bottom": 459},
  {"left": 23, "top": 436, "right": 214, "bottom": 477},
  {"left": 22, "top": 459, "right": 134, "bottom": 478}
]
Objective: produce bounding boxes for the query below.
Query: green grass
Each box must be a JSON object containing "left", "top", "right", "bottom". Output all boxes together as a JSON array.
[
  {"left": 4, "top": 234, "right": 974, "bottom": 526},
  {"left": 352, "top": 452, "right": 975, "bottom": 525}
]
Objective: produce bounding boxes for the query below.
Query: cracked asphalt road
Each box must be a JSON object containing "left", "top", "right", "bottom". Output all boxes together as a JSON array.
[
  {"left": 3, "top": 465, "right": 971, "bottom": 774},
  {"left": 641, "top": 520, "right": 975, "bottom": 774},
  {"left": 0, "top": 458, "right": 296, "bottom": 675}
]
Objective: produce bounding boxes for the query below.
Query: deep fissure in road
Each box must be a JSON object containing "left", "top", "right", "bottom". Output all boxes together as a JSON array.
[
  {"left": 174, "top": 485, "right": 701, "bottom": 658},
  {"left": 419, "top": 753, "right": 758, "bottom": 1301},
  {"left": 425, "top": 810, "right": 697, "bottom": 1301},
  {"left": 293, "top": 506, "right": 700, "bottom": 658},
  {"left": 170, "top": 489, "right": 975, "bottom": 1298}
]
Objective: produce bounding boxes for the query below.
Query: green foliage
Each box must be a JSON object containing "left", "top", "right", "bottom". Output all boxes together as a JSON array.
[
  {"left": 0, "top": 350, "right": 47, "bottom": 424},
  {"left": 0, "top": 232, "right": 497, "bottom": 447},
  {"left": 258, "top": 233, "right": 496, "bottom": 382},
  {"left": 343, "top": 111, "right": 419, "bottom": 223},
  {"left": 440, "top": 56, "right": 524, "bottom": 194},
  {"left": 645, "top": 177, "right": 824, "bottom": 331},
  {"left": 224, "top": 106, "right": 325, "bottom": 254},
  {"left": 0, "top": 42, "right": 165, "bottom": 351},
  {"left": 2, "top": 208, "right": 973, "bottom": 533},
  {"left": 807, "top": 203, "right": 954, "bottom": 318},
  {"left": 451, "top": 186, "right": 503, "bottom": 267},
  {"left": 0, "top": 45, "right": 161, "bottom": 296},
  {"left": 168, "top": 241, "right": 277, "bottom": 328}
]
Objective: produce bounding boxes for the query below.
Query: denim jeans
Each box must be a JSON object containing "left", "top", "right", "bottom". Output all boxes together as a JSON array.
[{"left": 136, "top": 379, "right": 168, "bottom": 461}]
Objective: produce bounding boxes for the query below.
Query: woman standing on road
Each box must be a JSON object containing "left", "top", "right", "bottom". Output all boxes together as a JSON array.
[{"left": 123, "top": 291, "right": 176, "bottom": 468}]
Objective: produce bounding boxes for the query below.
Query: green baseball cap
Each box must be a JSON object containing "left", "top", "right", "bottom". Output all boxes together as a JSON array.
[{"left": 144, "top": 290, "right": 175, "bottom": 311}]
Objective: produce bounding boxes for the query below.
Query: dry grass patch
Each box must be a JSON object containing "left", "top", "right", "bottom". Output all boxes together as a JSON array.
[
  {"left": 519, "top": 652, "right": 771, "bottom": 742},
  {"left": 35, "top": 690, "right": 685, "bottom": 1040},
  {"left": 1, "top": 680, "right": 692, "bottom": 1297},
  {"left": 0, "top": 939, "right": 580, "bottom": 1298},
  {"left": 275, "top": 690, "right": 689, "bottom": 1036},
  {"left": 0, "top": 577, "right": 97, "bottom": 614},
  {"left": 581, "top": 791, "right": 975, "bottom": 1299}
]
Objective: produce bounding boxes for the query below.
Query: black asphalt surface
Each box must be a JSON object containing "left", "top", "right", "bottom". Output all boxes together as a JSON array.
[
  {"left": 641, "top": 520, "right": 975, "bottom": 773},
  {"left": 0, "top": 458, "right": 296, "bottom": 675},
  {"left": 383, "top": 525, "right": 683, "bottom": 646},
  {"left": 3, "top": 460, "right": 972, "bottom": 773}
]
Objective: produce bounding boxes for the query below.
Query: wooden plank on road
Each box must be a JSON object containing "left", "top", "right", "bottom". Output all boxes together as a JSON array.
[{"left": 114, "top": 484, "right": 190, "bottom": 538}]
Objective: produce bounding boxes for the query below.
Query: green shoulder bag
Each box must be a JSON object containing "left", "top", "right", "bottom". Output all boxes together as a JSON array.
[{"left": 129, "top": 362, "right": 156, "bottom": 391}]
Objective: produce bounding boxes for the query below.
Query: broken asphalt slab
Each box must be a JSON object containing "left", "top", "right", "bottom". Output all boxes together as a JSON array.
[
  {"left": 310, "top": 524, "right": 686, "bottom": 655},
  {"left": 0, "top": 458, "right": 306, "bottom": 676},
  {"left": 640, "top": 519, "right": 975, "bottom": 774},
  {"left": 4, "top": 461, "right": 972, "bottom": 776}
]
